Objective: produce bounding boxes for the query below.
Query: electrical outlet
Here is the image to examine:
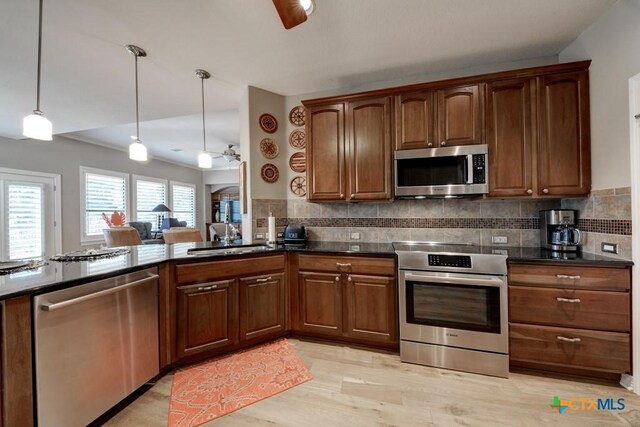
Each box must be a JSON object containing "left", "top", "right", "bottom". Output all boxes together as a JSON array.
[
  {"left": 350, "top": 232, "right": 361, "bottom": 240},
  {"left": 601, "top": 242, "right": 618, "bottom": 254},
  {"left": 349, "top": 245, "right": 361, "bottom": 252},
  {"left": 277, "top": 232, "right": 284, "bottom": 238},
  {"left": 254, "top": 233, "right": 265, "bottom": 240},
  {"left": 492, "top": 236, "right": 508, "bottom": 244}
]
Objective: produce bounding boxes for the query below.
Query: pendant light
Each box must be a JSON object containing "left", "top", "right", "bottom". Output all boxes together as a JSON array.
[
  {"left": 126, "top": 44, "right": 148, "bottom": 162},
  {"left": 195, "top": 69, "right": 212, "bottom": 169},
  {"left": 23, "top": 0, "right": 52, "bottom": 141}
]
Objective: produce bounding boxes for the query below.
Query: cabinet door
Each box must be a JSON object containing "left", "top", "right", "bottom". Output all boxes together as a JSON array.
[
  {"left": 537, "top": 71, "right": 591, "bottom": 196},
  {"left": 437, "top": 84, "right": 484, "bottom": 147},
  {"left": 486, "top": 78, "right": 535, "bottom": 197},
  {"left": 345, "top": 274, "right": 397, "bottom": 343},
  {"left": 298, "top": 272, "right": 343, "bottom": 336},
  {"left": 307, "top": 103, "right": 346, "bottom": 201},
  {"left": 395, "top": 91, "right": 436, "bottom": 150},
  {"left": 239, "top": 273, "right": 286, "bottom": 341},
  {"left": 176, "top": 279, "right": 238, "bottom": 358},
  {"left": 347, "top": 97, "right": 392, "bottom": 201}
]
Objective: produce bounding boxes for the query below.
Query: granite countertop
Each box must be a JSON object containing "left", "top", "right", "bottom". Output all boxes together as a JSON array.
[{"left": 0, "top": 241, "right": 629, "bottom": 300}]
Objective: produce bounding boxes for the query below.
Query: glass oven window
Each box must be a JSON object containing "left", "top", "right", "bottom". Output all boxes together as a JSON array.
[
  {"left": 396, "top": 156, "right": 466, "bottom": 187},
  {"left": 406, "top": 280, "right": 501, "bottom": 333}
]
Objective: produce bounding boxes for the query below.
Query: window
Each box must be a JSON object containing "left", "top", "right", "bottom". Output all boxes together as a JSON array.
[
  {"left": 133, "top": 176, "right": 167, "bottom": 227},
  {"left": 219, "top": 200, "right": 241, "bottom": 223},
  {"left": 81, "top": 167, "right": 128, "bottom": 242},
  {"left": 0, "top": 168, "right": 60, "bottom": 260},
  {"left": 170, "top": 182, "right": 196, "bottom": 228}
]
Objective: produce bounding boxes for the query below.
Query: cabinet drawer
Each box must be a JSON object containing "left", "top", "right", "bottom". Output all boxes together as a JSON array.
[
  {"left": 298, "top": 254, "right": 395, "bottom": 276},
  {"left": 509, "top": 286, "right": 630, "bottom": 332},
  {"left": 176, "top": 255, "right": 286, "bottom": 285},
  {"left": 508, "top": 263, "right": 630, "bottom": 291},
  {"left": 509, "top": 323, "right": 630, "bottom": 373}
]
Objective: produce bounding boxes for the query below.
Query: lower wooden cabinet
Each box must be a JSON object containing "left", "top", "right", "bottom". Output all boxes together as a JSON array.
[
  {"left": 239, "top": 273, "right": 286, "bottom": 341},
  {"left": 295, "top": 254, "right": 398, "bottom": 348},
  {"left": 176, "top": 279, "right": 238, "bottom": 358}
]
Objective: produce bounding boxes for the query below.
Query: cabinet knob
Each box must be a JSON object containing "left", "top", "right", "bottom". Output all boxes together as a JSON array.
[
  {"left": 542, "top": 188, "right": 549, "bottom": 194},
  {"left": 350, "top": 194, "right": 355, "bottom": 199},
  {"left": 335, "top": 276, "right": 340, "bottom": 282},
  {"left": 347, "top": 276, "right": 352, "bottom": 282},
  {"left": 526, "top": 189, "right": 533, "bottom": 195},
  {"left": 427, "top": 142, "right": 433, "bottom": 147},
  {"left": 440, "top": 141, "right": 446, "bottom": 146},
  {"left": 340, "top": 193, "right": 344, "bottom": 199}
]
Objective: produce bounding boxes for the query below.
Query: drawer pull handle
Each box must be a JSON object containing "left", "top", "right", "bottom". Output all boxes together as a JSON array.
[
  {"left": 557, "top": 336, "right": 581, "bottom": 343},
  {"left": 198, "top": 285, "right": 218, "bottom": 291},
  {"left": 255, "top": 277, "right": 272, "bottom": 283},
  {"left": 556, "top": 274, "right": 581, "bottom": 280},
  {"left": 336, "top": 262, "right": 352, "bottom": 268},
  {"left": 556, "top": 297, "right": 581, "bottom": 303}
]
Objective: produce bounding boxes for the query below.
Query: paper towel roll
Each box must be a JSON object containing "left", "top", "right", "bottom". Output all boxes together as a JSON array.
[{"left": 268, "top": 214, "right": 276, "bottom": 243}]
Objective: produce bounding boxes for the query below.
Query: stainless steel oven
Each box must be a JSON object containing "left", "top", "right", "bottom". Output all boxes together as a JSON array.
[{"left": 394, "top": 243, "right": 509, "bottom": 378}]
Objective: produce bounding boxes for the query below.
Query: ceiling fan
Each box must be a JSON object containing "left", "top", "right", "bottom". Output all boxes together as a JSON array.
[
  {"left": 272, "top": 0, "right": 315, "bottom": 30},
  {"left": 211, "top": 144, "right": 241, "bottom": 162}
]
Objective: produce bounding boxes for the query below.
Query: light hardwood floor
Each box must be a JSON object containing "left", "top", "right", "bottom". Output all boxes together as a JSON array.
[{"left": 105, "top": 339, "right": 640, "bottom": 426}]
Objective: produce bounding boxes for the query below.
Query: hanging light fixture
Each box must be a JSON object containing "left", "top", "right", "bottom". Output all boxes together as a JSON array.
[
  {"left": 23, "top": 0, "right": 52, "bottom": 141},
  {"left": 195, "top": 69, "right": 212, "bottom": 169},
  {"left": 126, "top": 44, "right": 148, "bottom": 162}
]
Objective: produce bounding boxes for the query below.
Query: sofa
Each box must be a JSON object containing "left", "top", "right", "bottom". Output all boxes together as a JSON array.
[{"left": 128, "top": 221, "right": 164, "bottom": 244}]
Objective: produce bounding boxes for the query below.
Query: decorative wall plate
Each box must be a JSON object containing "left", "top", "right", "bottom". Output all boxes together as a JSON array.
[
  {"left": 0, "top": 260, "right": 46, "bottom": 275},
  {"left": 290, "top": 176, "right": 306, "bottom": 197},
  {"left": 289, "top": 152, "right": 306, "bottom": 172},
  {"left": 259, "top": 138, "right": 279, "bottom": 159},
  {"left": 260, "top": 163, "right": 280, "bottom": 183},
  {"left": 259, "top": 113, "right": 278, "bottom": 133},
  {"left": 289, "top": 129, "right": 306, "bottom": 149},
  {"left": 289, "top": 105, "right": 305, "bottom": 126}
]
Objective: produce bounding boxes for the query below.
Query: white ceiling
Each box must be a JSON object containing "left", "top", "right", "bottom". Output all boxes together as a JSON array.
[{"left": 1, "top": 0, "right": 615, "bottom": 167}]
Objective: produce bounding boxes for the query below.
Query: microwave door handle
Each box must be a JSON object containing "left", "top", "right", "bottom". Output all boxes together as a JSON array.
[
  {"left": 404, "top": 273, "right": 504, "bottom": 288},
  {"left": 466, "top": 155, "right": 473, "bottom": 184}
]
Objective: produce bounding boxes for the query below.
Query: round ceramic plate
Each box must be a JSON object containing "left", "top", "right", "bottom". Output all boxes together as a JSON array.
[
  {"left": 289, "top": 105, "right": 305, "bottom": 126},
  {"left": 290, "top": 176, "right": 306, "bottom": 197},
  {"left": 289, "top": 129, "right": 306, "bottom": 149},
  {"left": 260, "top": 163, "right": 279, "bottom": 183},
  {"left": 289, "top": 152, "right": 306, "bottom": 172},
  {"left": 259, "top": 138, "right": 279, "bottom": 159},
  {"left": 259, "top": 113, "right": 278, "bottom": 133}
]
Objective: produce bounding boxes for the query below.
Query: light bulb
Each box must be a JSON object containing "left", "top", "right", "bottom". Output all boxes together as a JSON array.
[
  {"left": 198, "top": 152, "right": 212, "bottom": 168},
  {"left": 299, "top": 0, "right": 314, "bottom": 14},
  {"left": 23, "top": 111, "right": 52, "bottom": 141},
  {"left": 129, "top": 140, "right": 148, "bottom": 161}
]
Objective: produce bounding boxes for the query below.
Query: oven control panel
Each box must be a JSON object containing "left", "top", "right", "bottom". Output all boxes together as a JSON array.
[{"left": 428, "top": 254, "right": 472, "bottom": 268}]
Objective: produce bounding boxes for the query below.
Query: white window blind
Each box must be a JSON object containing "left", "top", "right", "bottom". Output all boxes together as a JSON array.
[
  {"left": 7, "top": 183, "right": 43, "bottom": 259},
  {"left": 136, "top": 179, "right": 166, "bottom": 225},
  {"left": 84, "top": 172, "right": 127, "bottom": 237},
  {"left": 171, "top": 184, "right": 195, "bottom": 228}
]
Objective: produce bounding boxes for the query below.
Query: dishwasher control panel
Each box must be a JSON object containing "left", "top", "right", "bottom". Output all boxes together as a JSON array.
[{"left": 428, "top": 254, "right": 472, "bottom": 268}]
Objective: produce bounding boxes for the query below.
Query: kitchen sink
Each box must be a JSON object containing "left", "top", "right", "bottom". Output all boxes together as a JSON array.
[{"left": 186, "top": 244, "right": 272, "bottom": 256}]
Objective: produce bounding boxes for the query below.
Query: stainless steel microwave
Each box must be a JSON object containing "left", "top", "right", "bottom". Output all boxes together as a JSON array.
[{"left": 394, "top": 144, "right": 488, "bottom": 198}]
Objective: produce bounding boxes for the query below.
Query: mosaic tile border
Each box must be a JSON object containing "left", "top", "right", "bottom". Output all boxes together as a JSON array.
[{"left": 255, "top": 217, "right": 632, "bottom": 236}]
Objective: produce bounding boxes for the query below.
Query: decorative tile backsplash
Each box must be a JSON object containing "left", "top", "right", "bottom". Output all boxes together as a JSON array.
[{"left": 252, "top": 187, "right": 632, "bottom": 259}]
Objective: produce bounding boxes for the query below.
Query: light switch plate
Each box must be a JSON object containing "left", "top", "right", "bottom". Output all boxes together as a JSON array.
[
  {"left": 601, "top": 242, "right": 618, "bottom": 254},
  {"left": 350, "top": 232, "right": 361, "bottom": 240},
  {"left": 492, "top": 236, "right": 508, "bottom": 244},
  {"left": 254, "top": 233, "right": 265, "bottom": 240}
]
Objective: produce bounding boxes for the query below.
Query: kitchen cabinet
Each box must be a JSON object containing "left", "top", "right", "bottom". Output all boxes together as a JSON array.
[
  {"left": 306, "top": 97, "right": 392, "bottom": 202},
  {"left": 239, "top": 273, "right": 286, "bottom": 341},
  {"left": 507, "top": 261, "right": 631, "bottom": 379},
  {"left": 176, "top": 279, "right": 238, "bottom": 358},
  {"left": 395, "top": 84, "right": 483, "bottom": 150},
  {"left": 294, "top": 254, "right": 397, "bottom": 348},
  {"left": 487, "top": 68, "right": 590, "bottom": 198}
]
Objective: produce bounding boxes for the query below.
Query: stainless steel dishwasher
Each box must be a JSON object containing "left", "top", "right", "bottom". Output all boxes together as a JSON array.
[{"left": 34, "top": 267, "right": 160, "bottom": 427}]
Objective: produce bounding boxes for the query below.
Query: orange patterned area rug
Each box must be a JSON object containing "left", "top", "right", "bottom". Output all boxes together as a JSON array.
[{"left": 168, "top": 339, "right": 313, "bottom": 427}]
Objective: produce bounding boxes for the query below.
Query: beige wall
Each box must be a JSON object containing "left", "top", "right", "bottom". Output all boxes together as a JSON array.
[{"left": 559, "top": 0, "right": 640, "bottom": 189}]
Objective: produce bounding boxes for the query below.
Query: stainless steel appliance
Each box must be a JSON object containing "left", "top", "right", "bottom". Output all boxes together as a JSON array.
[
  {"left": 34, "top": 267, "right": 160, "bottom": 427},
  {"left": 540, "top": 209, "right": 582, "bottom": 252},
  {"left": 394, "top": 144, "right": 488, "bottom": 198},
  {"left": 394, "top": 242, "right": 509, "bottom": 378}
]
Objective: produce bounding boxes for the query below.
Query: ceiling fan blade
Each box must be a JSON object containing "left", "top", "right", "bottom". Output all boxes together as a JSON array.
[{"left": 273, "top": 0, "right": 307, "bottom": 30}]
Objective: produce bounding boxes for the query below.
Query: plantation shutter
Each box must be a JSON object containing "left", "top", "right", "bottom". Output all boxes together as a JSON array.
[
  {"left": 136, "top": 179, "right": 166, "bottom": 224},
  {"left": 85, "top": 173, "right": 127, "bottom": 236},
  {"left": 7, "top": 183, "right": 43, "bottom": 259},
  {"left": 171, "top": 184, "right": 195, "bottom": 228}
]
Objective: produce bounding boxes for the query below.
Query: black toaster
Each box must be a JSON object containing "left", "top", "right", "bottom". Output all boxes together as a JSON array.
[{"left": 283, "top": 225, "right": 307, "bottom": 244}]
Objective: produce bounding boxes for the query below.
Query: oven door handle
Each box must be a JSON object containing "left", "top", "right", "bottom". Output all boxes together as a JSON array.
[{"left": 404, "top": 273, "right": 504, "bottom": 288}]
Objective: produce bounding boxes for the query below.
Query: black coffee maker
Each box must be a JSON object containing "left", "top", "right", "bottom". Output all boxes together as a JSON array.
[{"left": 539, "top": 209, "right": 582, "bottom": 252}]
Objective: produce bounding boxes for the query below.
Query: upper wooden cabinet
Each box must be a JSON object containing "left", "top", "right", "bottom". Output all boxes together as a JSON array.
[
  {"left": 395, "top": 84, "right": 483, "bottom": 150},
  {"left": 306, "top": 97, "right": 392, "bottom": 202},
  {"left": 487, "top": 69, "right": 591, "bottom": 198}
]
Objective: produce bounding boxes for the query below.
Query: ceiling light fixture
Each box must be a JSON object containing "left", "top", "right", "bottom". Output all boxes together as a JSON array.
[
  {"left": 23, "top": 0, "right": 52, "bottom": 141},
  {"left": 126, "top": 44, "right": 148, "bottom": 162},
  {"left": 300, "top": 0, "right": 315, "bottom": 15},
  {"left": 195, "top": 69, "right": 212, "bottom": 169}
]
